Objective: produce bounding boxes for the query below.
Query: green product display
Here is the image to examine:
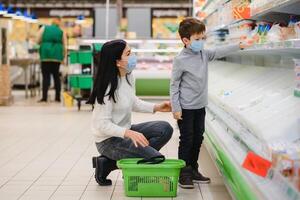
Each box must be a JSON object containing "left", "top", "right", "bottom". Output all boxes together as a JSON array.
[
  {"left": 117, "top": 158, "right": 185, "bottom": 197},
  {"left": 68, "top": 51, "right": 92, "bottom": 64},
  {"left": 69, "top": 51, "right": 78, "bottom": 64},
  {"left": 93, "top": 43, "right": 103, "bottom": 52},
  {"left": 78, "top": 51, "right": 92, "bottom": 64},
  {"left": 68, "top": 75, "right": 93, "bottom": 90},
  {"left": 135, "top": 79, "right": 170, "bottom": 96},
  {"left": 294, "top": 90, "right": 300, "bottom": 97},
  {"left": 69, "top": 75, "right": 79, "bottom": 88},
  {"left": 205, "top": 132, "right": 258, "bottom": 200}
]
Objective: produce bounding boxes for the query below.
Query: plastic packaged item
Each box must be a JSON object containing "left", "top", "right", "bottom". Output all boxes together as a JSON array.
[
  {"left": 62, "top": 92, "right": 73, "bottom": 108},
  {"left": 294, "top": 59, "right": 300, "bottom": 97},
  {"left": 69, "top": 64, "right": 81, "bottom": 74},
  {"left": 295, "top": 21, "right": 300, "bottom": 39},
  {"left": 267, "top": 24, "right": 282, "bottom": 43},
  {"left": 281, "top": 27, "right": 296, "bottom": 40},
  {"left": 281, "top": 15, "right": 297, "bottom": 40},
  {"left": 256, "top": 22, "right": 271, "bottom": 44},
  {"left": 288, "top": 15, "right": 298, "bottom": 28}
]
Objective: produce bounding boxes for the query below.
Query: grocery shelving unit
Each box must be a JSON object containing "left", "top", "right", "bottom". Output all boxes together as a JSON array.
[
  {"left": 67, "top": 45, "right": 94, "bottom": 111},
  {"left": 194, "top": 0, "right": 300, "bottom": 200},
  {"left": 251, "top": 0, "right": 300, "bottom": 21},
  {"left": 205, "top": 60, "right": 299, "bottom": 200}
]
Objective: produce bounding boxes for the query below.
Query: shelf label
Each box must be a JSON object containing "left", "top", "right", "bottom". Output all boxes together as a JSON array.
[{"left": 242, "top": 151, "right": 272, "bottom": 177}]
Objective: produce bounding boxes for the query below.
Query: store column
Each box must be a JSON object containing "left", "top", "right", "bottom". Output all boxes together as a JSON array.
[
  {"left": 94, "top": 7, "right": 118, "bottom": 38},
  {"left": 127, "top": 8, "right": 151, "bottom": 38}
]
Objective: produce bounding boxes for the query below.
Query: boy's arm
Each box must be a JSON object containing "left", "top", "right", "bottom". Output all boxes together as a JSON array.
[
  {"left": 205, "top": 43, "right": 241, "bottom": 61},
  {"left": 170, "top": 59, "right": 183, "bottom": 113}
]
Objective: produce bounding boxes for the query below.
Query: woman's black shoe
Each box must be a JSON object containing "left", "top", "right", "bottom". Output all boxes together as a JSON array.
[{"left": 92, "top": 156, "right": 118, "bottom": 186}]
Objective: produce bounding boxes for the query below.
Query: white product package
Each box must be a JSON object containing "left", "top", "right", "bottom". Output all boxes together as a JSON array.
[{"left": 294, "top": 59, "right": 300, "bottom": 97}]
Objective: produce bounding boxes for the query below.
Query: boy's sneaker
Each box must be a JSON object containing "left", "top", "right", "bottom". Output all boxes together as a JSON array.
[
  {"left": 192, "top": 168, "right": 211, "bottom": 184},
  {"left": 179, "top": 166, "right": 194, "bottom": 189}
]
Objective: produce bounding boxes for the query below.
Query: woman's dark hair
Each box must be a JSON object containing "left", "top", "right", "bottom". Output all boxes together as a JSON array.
[{"left": 87, "top": 39, "right": 127, "bottom": 105}]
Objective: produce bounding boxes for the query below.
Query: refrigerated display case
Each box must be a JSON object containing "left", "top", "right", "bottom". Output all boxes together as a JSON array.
[
  {"left": 79, "top": 39, "right": 183, "bottom": 97},
  {"left": 195, "top": 0, "right": 300, "bottom": 199},
  {"left": 205, "top": 60, "right": 299, "bottom": 200}
]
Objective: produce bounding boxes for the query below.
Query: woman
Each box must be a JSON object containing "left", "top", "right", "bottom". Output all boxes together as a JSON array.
[
  {"left": 37, "top": 18, "right": 67, "bottom": 102},
  {"left": 87, "top": 40, "right": 173, "bottom": 186}
]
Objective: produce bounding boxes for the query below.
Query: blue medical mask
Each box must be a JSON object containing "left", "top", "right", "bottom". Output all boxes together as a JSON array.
[
  {"left": 126, "top": 55, "right": 137, "bottom": 73},
  {"left": 189, "top": 39, "right": 204, "bottom": 53}
]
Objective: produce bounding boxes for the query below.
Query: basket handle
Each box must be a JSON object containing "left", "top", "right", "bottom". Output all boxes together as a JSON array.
[{"left": 137, "top": 155, "right": 165, "bottom": 165}]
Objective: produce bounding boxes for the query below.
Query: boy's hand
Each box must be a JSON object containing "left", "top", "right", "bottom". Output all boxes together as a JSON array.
[
  {"left": 173, "top": 112, "right": 182, "bottom": 120},
  {"left": 154, "top": 101, "right": 172, "bottom": 112}
]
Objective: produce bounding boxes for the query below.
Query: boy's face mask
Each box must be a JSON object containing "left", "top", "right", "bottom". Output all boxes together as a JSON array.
[
  {"left": 189, "top": 39, "right": 204, "bottom": 53},
  {"left": 183, "top": 32, "right": 206, "bottom": 53}
]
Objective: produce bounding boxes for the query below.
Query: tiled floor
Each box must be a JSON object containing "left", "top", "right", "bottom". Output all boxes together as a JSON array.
[{"left": 0, "top": 91, "right": 232, "bottom": 200}]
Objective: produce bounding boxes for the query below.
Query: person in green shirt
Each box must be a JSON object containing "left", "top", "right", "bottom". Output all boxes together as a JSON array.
[{"left": 37, "top": 18, "right": 67, "bottom": 102}]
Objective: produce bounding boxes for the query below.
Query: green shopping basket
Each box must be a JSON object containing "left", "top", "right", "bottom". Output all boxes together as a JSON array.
[{"left": 117, "top": 157, "right": 185, "bottom": 197}]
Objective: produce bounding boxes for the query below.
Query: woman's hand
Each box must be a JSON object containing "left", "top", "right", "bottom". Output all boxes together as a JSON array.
[
  {"left": 154, "top": 101, "right": 172, "bottom": 112},
  {"left": 124, "top": 129, "right": 149, "bottom": 147}
]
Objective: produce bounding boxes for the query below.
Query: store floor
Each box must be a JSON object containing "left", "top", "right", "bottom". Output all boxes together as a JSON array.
[{"left": 0, "top": 91, "right": 232, "bottom": 200}]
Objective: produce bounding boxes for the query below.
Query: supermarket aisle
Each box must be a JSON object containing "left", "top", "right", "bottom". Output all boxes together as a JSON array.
[{"left": 0, "top": 96, "right": 232, "bottom": 200}]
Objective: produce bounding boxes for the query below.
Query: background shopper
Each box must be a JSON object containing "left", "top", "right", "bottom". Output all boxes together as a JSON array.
[{"left": 37, "top": 18, "right": 67, "bottom": 102}]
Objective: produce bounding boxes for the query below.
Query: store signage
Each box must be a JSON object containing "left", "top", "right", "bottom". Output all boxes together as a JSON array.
[
  {"left": 32, "top": 8, "right": 93, "bottom": 18},
  {"left": 153, "top": 9, "right": 188, "bottom": 17},
  {"left": 49, "top": 9, "right": 90, "bottom": 17},
  {"left": 242, "top": 151, "right": 272, "bottom": 177}
]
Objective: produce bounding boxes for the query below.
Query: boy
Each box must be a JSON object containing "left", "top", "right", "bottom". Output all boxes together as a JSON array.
[{"left": 170, "top": 17, "right": 246, "bottom": 189}]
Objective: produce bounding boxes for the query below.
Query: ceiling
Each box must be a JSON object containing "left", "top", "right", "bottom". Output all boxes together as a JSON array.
[{"left": 2, "top": 0, "right": 190, "bottom": 4}]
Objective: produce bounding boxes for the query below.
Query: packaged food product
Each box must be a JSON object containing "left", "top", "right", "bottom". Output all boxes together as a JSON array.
[
  {"left": 294, "top": 59, "right": 300, "bottom": 97},
  {"left": 295, "top": 21, "right": 300, "bottom": 39}
]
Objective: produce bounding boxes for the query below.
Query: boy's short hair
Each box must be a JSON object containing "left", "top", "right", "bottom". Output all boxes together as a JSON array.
[{"left": 178, "top": 17, "right": 206, "bottom": 40}]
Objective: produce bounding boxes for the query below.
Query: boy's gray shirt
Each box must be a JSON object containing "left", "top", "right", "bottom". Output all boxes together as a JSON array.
[{"left": 170, "top": 44, "right": 240, "bottom": 112}]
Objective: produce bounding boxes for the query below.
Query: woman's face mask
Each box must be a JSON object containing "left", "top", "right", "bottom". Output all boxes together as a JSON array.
[
  {"left": 126, "top": 55, "right": 137, "bottom": 73},
  {"left": 117, "top": 45, "right": 137, "bottom": 74}
]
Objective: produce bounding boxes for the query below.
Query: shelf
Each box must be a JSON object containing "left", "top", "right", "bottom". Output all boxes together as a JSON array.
[
  {"left": 236, "top": 47, "right": 300, "bottom": 58},
  {"left": 80, "top": 39, "right": 182, "bottom": 45},
  {"left": 201, "top": 0, "right": 216, "bottom": 12},
  {"left": 80, "top": 39, "right": 144, "bottom": 44},
  {"left": 200, "top": 0, "right": 221, "bottom": 17},
  {"left": 222, "top": 39, "right": 300, "bottom": 58},
  {"left": 131, "top": 49, "right": 181, "bottom": 53},
  {"left": 207, "top": 19, "right": 252, "bottom": 33},
  {"left": 205, "top": 0, "right": 300, "bottom": 33},
  {"left": 251, "top": 0, "right": 300, "bottom": 22},
  {"left": 202, "top": 0, "right": 230, "bottom": 21}
]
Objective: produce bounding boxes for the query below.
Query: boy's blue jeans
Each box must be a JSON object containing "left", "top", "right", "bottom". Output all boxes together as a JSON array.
[
  {"left": 177, "top": 108, "right": 206, "bottom": 169},
  {"left": 95, "top": 121, "right": 173, "bottom": 161}
]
